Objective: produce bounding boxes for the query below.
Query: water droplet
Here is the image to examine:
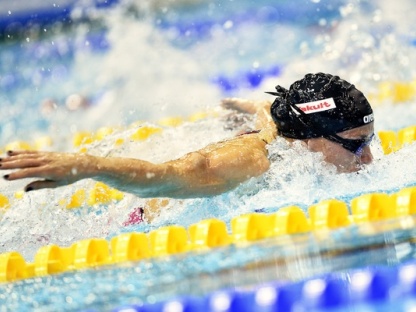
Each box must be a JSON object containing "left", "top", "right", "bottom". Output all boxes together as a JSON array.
[{"left": 223, "top": 20, "right": 233, "bottom": 29}]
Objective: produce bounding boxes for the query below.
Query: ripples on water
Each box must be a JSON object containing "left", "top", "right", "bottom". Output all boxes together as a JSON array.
[{"left": 1, "top": 1, "right": 416, "bottom": 311}]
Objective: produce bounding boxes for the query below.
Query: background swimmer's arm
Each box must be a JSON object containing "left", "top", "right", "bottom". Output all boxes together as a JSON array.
[
  {"left": 222, "top": 98, "right": 275, "bottom": 130},
  {"left": 255, "top": 102, "right": 277, "bottom": 143},
  {"left": 1, "top": 135, "right": 270, "bottom": 199},
  {"left": 222, "top": 98, "right": 277, "bottom": 142},
  {"left": 221, "top": 98, "right": 259, "bottom": 114}
]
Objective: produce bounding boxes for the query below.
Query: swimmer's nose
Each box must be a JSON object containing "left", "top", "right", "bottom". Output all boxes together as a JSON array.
[{"left": 359, "top": 146, "right": 373, "bottom": 165}]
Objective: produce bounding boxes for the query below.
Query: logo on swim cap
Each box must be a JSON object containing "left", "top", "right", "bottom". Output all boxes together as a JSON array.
[
  {"left": 363, "top": 113, "right": 374, "bottom": 124},
  {"left": 293, "top": 97, "right": 337, "bottom": 115}
]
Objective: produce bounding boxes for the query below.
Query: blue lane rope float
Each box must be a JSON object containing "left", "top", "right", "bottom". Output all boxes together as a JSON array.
[
  {"left": 1, "top": 0, "right": 344, "bottom": 41},
  {"left": 0, "top": 0, "right": 119, "bottom": 36},
  {"left": 212, "top": 65, "right": 282, "bottom": 92},
  {"left": 155, "top": 0, "right": 345, "bottom": 39},
  {"left": 110, "top": 260, "right": 416, "bottom": 312}
]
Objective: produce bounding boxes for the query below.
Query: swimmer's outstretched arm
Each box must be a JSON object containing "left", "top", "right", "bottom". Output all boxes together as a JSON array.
[{"left": 0, "top": 134, "right": 271, "bottom": 199}]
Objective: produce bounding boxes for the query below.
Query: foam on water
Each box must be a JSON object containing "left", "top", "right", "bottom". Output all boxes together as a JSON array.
[
  {"left": 2, "top": 102, "right": 416, "bottom": 261},
  {"left": 2, "top": 2, "right": 416, "bottom": 311}
]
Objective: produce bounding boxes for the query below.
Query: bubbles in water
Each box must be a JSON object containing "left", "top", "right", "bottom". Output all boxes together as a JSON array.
[{"left": 69, "top": 14, "right": 223, "bottom": 126}]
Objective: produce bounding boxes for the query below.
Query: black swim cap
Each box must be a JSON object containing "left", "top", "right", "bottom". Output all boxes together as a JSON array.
[{"left": 269, "top": 73, "right": 374, "bottom": 139}]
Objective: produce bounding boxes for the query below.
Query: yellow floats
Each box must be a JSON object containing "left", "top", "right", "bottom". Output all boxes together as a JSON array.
[
  {"left": 4, "top": 141, "right": 33, "bottom": 151},
  {"left": 0, "top": 108, "right": 220, "bottom": 153},
  {"left": 1, "top": 186, "right": 416, "bottom": 283},
  {"left": 370, "top": 80, "right": 416, "bottom": 105},
  {"left": 87, "top": 182, "right": 124, "bottom": 206},
  {"left": 34, "top": 244, "right": 74, "bottom": 276},
  {"left": 392, "top": 186, "right": 416, "bottom": 217},
  {"left": 231, "top": 213, "right": 272, "bottom": 242},
  {"left": 111, "top": 233, "right": 150, "bottom": 262},
  {"left": 65, "top": 182, "right": 124, "bottom": 209},
  {"left": 350, "top": 193, "right": 395, "bottom": 223},
  {"left": 189, "top": 219, "right": 231, "bottom": 249},
  {"left": 149, "top": 226, "right": 189, "bottom": 257},
  {"left": 130, "top": 125, "right": 162, "bottom": 141},
  {"left": 0, "top": 252, "right": 28, "bottom": 282},
  {"left": 378, "top": 125, "right": 416, "bottom": 155},
  {"left": 308, "top": 199, "right": 350, "bottom": 229},
  {"left": 73, "top": 126, "right": 118, "bottom": 148},
  {"left": 0, "top": 194, "right": 10, "bottom": 210}
]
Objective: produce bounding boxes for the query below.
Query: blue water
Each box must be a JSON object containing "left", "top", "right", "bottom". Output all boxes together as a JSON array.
[{"left": 1, "top": 0, "right": 416, "bottom": 310}]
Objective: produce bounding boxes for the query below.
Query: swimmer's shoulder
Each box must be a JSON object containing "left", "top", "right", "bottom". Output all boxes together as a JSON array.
[
  {"left": 258, "top": 127, "right": 277, "bottom": 144},
  {"left": 190, "top": 129, "right": 269, "bottom": 158},
  {"left": 187, "top": 126, "right": 276, "bottom": 160},
  {"left": 237, "top": 127, "right": 277, "bottom": 145}
]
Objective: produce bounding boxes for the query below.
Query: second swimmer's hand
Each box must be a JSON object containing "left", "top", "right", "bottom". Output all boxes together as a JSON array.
[
  {"left": 0, "top": 150, "right": 95, "bottom": 192},
  {"left": 221, "top": 98, "right": 258, "bottom": 114}
]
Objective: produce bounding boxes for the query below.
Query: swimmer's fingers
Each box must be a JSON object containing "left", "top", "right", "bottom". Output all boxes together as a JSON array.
[
  {"left": 0, "top": 157, "right": 46, "bottom": 170},
  {"left": 4, "top": 167, "right": 51, "bottom": 181},
  {"left": 2, "top": 151, "right": 69, "bottom": 168},
  {"left": 24, "top": 180, "right": 61, "bottom": 192},
  {"left": 1, "top": 151, "right": 47, "bottom": 165},
  {"left": 6, "top": 150, "right": 42, "bottom": 157}
]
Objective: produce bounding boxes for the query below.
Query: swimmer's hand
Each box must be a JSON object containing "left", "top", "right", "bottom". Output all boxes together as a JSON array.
[{"left": 1, "top": 150, "right": 96, "bottom": 191}]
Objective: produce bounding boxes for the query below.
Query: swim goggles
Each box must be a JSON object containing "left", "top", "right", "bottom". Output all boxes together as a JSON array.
[
  {"left": 323, "top": 133, "right": 374, "bottom": 156},
  {"left": 287, "top": 101, "right": 374, "bottom": 156}
]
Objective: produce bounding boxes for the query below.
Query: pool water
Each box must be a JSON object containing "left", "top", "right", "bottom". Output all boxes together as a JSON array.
[{"left": 1, "top": 0, "right": 416, "bottom": 310}]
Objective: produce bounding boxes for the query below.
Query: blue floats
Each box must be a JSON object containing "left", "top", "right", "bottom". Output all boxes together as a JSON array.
[
  {"left": 0, "top": 0, "right": 119, "bottom": 35},
  {"left": 156, "top": 0, "right": 345, "bottom": 39},
  {"left": 116, "top": 261, "right": 416, "bottom": 311},
  {"left": 213, "top": 65, "right": 282, "bottom": 92}
]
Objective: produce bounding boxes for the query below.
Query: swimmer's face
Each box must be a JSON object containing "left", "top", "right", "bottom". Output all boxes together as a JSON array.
[{"left": 306, "top": 123, "right": 374, "bottom": 173}]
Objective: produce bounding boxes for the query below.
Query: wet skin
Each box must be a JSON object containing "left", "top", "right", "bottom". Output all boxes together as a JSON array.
[
  {"left": 306, "top": 123, "right": 374, "bottom": 173},
  {"left": 0, "top": 97, "right": 374, "bottom": 198},
  {"left": 222, "top": 97, "right": 375, "bottom": 172}
]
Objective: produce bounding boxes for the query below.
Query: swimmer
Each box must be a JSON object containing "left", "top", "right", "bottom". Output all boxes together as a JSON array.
[
  {"left": 65, "top": 93, "right": 90, "bottom": 111},
  {"left": 0, "top": 73, "right": 374, "bottom": 200}
]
